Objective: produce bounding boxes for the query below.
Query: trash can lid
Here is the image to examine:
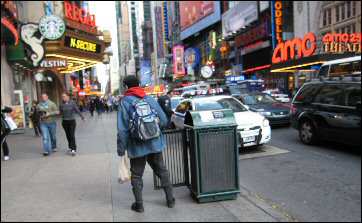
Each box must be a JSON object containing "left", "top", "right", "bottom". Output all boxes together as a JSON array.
[{"left": 184, "top": 109, "right": 237, "bottom": 129}]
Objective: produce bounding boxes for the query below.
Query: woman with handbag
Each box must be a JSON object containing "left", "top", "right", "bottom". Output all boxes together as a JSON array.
[{"left": 1, "top": 106, "right": 13, "bottom": 161}]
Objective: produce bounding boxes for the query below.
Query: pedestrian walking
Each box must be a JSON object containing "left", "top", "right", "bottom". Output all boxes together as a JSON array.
[
  {"left": 37, "top": 93, "right": 59, "bottom": 156},
  {"left": 95, "top": 96, "right": 103, "bottom": 116},
  {"left": 29, "top": 100, "right": 42, "bottom": 137},
  {"left": 59, "top": 93, "right": 85, "bottom": 156},
  {"left": 1, "top": 106, "right": 13, "bottom": 161},
  {"left": 89, "top": 98, "right": 96, "bottom": 117},
  {"left": 117, "top": 75, "right": 175, "bottom": 213},
  {"left": 157, "top": 90, "right": 174, "bottom": 127}
]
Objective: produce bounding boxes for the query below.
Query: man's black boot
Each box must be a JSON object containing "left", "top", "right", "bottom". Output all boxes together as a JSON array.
[
  {"left": 131, "top": 202, "right": 144, "bottom": 213},
  {"left": 164, "top": 186, "right": 175, "bottom": 208}
]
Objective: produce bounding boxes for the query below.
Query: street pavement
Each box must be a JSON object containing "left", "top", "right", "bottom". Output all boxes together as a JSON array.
[
  {"left": 2, "top": 113, "right": 293, "bottom": 222},
  {"left": 238, "top": 126, "right": 361, "bottom": 222}
]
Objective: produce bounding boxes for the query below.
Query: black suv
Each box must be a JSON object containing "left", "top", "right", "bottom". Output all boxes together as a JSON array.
[{"left": 291, "top": 79, "right": 361, "bottom": 146}]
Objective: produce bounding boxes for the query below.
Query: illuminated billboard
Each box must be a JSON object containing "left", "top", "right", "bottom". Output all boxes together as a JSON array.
[{"left": 180, "top": 1, "right": 221, "bottom": 40}]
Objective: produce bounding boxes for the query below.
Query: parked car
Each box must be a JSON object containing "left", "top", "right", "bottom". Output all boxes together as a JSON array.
[
  {"left": 172, "top": 95, "right": 271, "bottom": 149},
  {"left": 236, "top": 92, "right": 291, "bottom": 126},
  {"left": 263, "top": 89, "right": 291, "bottom": 103},
  {"left": 291, "top": 78, "right": 361, "bottom": 146}
]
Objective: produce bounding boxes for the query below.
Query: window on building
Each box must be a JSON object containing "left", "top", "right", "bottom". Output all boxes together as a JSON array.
[
  {"left": 347, "top": 2, "right": 351, "bottom": 18},
  {"left": 323, "top": 10, "right": 327, "bottom": 26},
  {"left": 341, "top": 27, "right": 345, "bottom": 33},
  {"left": 351, "top": 23, "right": 356, "bottom": 33},
  {"left": 328, "top": 8, "right": 332, "bottom": 24},
  {"left": 352, "top": 1, "right": 356, "bottom": 16},
  {"left": 341, "top": 3, "right": 345, "bottom": 20},
  {"left": 346, "top": 25, "right": 351, "bottom": 33},
  {"left": 336, "top": 5, "right": 340, "bottom": 22}
]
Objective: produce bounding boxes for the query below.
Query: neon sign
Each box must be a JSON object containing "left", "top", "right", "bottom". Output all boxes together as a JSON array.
[
  {"left": 173, "top": 45, "right": 185, "bottom": 77},
  {"left": 274, "top": 1, "right": 283, "bottom": 44},
  {"left": 64, "top": 1, "right": 97, "bottom": 34},
  {"left": 323, "top": 33, "right": 361, "bottom": 53},
  {"left": 272, "top": 32, "right": 316, "bottom": 64}
]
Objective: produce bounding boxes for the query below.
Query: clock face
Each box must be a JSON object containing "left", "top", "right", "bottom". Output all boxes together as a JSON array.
[
  {"left": 201, "top": 66, "right": 213, "bottom": 79},
  {"left": 39, "top": 15, "right": 65, "bottom": 40}
]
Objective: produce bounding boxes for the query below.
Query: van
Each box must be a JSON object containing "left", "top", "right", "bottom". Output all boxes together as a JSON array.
[{"left": 318, "top": 56, "right": 361, "bottom": 77}]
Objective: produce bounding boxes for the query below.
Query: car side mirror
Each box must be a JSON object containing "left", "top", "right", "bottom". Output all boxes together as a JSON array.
[{"left": 244, "top": 105, "right": 250, "bottom": 110}]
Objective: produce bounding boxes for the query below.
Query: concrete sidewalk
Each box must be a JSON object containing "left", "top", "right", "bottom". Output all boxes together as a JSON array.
[{"left": 1, "top": 113, "right": 292, "bottom": 222}]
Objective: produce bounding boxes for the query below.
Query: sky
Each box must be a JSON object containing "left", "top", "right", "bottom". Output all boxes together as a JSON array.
[{"left": 88, "top": 1, "right": 119, "bottom": 93}]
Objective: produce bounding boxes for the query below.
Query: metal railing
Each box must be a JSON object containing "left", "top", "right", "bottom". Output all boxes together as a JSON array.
[{"left": 153, "top": 129, "right": 189, "bottom": 189}]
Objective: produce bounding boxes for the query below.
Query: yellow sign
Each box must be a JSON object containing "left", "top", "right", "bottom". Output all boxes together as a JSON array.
[{"left": 70, "top": 38, "right": 96, "bottom": 52}]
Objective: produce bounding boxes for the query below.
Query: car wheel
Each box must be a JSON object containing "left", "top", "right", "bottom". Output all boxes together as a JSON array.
[{"left": 299, "top": 120, "right": 317, "bottom": 145}]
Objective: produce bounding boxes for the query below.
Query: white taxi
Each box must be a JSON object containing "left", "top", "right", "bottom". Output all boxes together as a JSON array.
[{"left": 172, "top": 95, "right": 271, "bottom": 148}]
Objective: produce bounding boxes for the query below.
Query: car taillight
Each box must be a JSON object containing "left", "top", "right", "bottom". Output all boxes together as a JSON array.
[{"left": 290, "top": 104, "right": 297, "bottom": 115}]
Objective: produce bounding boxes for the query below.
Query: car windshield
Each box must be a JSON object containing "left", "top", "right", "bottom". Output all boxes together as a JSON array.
[
  {"left": 171, "top": 98, "right": 181, "bottom": 110},
  {"left": 195, "top": 98, "right": 248, "bottom": 113},
  {"left": 243, "top": 94, "right": 276, "bottom": 105}
]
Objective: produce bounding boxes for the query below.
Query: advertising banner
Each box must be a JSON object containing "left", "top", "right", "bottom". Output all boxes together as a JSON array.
[
  {"left": 155, "top": 6, "right": 165, "bottom": 58},
  {"left": 184, "top": 47, "right": 201, "bottom": 69},
  {"left": 140, "top": 59, "right": 153, "bottom": 86},
  {"left": 10, "top": 90, "right": 26, "bottom": 131},
  {"left": 180, "top": 1, "right": 214, "bottom": 30},
  {"left": 180, "top": 1, "right": 221, "bottom": 40},
  {"left": 173, "top": 45, "right": 185, "bottom": 78},
  {"left": 222, "top": 1, "right": 258, "bottom": 38}
]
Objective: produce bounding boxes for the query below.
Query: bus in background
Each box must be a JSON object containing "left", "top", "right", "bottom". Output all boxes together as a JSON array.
[{"left": 318, "top": 56, "right": 361, "bottom": 77}]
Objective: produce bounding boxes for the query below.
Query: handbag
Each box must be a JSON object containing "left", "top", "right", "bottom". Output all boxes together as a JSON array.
[
  {"left": 118, "top": 152, "right": 131, "bottom": 184},
  {"left": 5, "top": 115, "right": 17, "bottom": 131}
]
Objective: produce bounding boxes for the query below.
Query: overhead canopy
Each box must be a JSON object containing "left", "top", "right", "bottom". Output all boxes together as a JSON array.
[{"left": 44, "top": 29, "right": 105, "bottom": 74}]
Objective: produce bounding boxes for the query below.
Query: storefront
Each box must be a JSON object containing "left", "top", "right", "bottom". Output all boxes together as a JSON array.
[
  {"left": 176, "top": 1, "right": 222, "bottom": 85},
  {"left": 270, "top": 32, "right": 361, "bottom": 94}
]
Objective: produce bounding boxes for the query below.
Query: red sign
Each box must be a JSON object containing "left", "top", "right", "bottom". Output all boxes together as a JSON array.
[
  {"left": 64, "top": 1, "right": 97, "bottom": 34},
  {"left": 180, "top": 1, "right": 214, "bottom": 31},
  {"left": 1, "top": 17, "right": 19, "bottom": 45},
  {"left": 322, "top": 33, "right": 362, "bottom": 53},
  {"left": 173, "top": 45, "right": 185, "bottom": 77},
  {"left": 1, "top": 1, "right": 18, "bottom": 19},
  {"left": 322, "top": 33, "right": 361, "bottom": 43},
  {"left": 272, "top": 32, "right": 316, "bottom": 64},
  {"left": 235, "top": 21, "right": 268, "bottom": 47}
]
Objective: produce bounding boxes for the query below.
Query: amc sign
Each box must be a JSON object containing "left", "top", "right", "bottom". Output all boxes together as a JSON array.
[{"left": 272, "top": 32, "right": 316, "bottom": 64}]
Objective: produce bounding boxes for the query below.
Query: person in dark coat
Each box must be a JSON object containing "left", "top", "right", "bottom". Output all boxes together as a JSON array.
[
  {"left": 157, "top": 90, "right": 174, "bottom": 125},
  {"left": 1, "top": 106, "right": 13, "bottom": 161},
  {"left": 29, "top": 100, "right": 42, "bottom": 136},
  {"left": 89, "top": 98, "right": 96, "bottom": 117}
]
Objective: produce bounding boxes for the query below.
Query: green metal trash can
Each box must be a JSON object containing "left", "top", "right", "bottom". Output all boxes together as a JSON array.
[{"left": 184, "top": 109, "right": 240, "bottom": 203}]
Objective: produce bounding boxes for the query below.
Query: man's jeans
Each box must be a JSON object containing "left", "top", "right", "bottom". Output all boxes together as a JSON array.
[
  {"left": 130, "top": 152, "right": 174, "bottom": 204},
  {"left": 40, "top": 122, "right": 57, "bottom": 153}
]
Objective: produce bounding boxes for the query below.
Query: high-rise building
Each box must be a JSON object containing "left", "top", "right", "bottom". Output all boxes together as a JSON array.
[{"left": 115, "top": 1, "right": 131, "bottom": 92}]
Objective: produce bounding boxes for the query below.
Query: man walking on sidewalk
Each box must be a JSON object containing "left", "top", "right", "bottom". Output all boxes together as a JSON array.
[
  {"left": 117, "top": 75, "right": 175, "bottom": 213},
  {"left": 37, "top": 93, "right": 59, "bottom": 156}
]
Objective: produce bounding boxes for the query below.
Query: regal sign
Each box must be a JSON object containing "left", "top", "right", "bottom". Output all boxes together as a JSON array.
[
  {"left": 64, "top": 1, "right": 97, "bottom": 34},
  {"left": 272, "top": 32, "right": 316, "bottom": 64}
]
